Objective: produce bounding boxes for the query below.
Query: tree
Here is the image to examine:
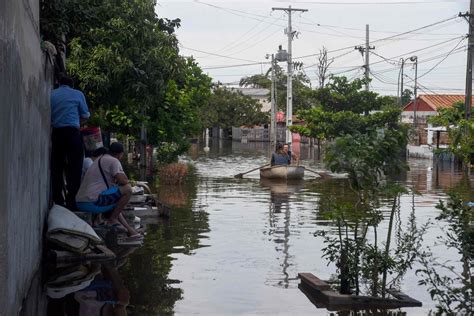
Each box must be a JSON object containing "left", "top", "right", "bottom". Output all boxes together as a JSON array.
[
  {"left": 428, "top": 102, "right": 474, "bottom": 164},
  {"left": 201, "top": 87, "right": 268, "bottom": 129},
  {"left": 291, "top": 76, "right": 401, "bottom": 142},
  {"left": 316, "top": 47, "right": 334, "bottom": 89},
  {"left": 297, "top": 75, "right": 411, "bottom": 297},
  {"left": 239, "top": 65, "right": 315, "bottom": 112},
  {"left": 41, "top": 0, "right": 212, "bottom": 161},
  {"left": 401, "top": 88, "right": 413, "bottom": 106}
]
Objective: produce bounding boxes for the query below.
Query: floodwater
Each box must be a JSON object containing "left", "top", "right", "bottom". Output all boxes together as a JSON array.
[{"left": 43, "top": 140, "right": 473, "bottom": 315}]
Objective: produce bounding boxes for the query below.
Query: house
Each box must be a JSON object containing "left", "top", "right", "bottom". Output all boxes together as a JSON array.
[
  {"left": 229, "top": 87, "right": 271, "bottom": 112},
  {"left": 402, "top": 94, "right": 473, "bottom": 146},
  {"left": 401, "top": 94, "right": 472, "bottom": 124}
]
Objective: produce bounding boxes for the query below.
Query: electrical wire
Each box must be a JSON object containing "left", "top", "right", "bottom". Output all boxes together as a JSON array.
[
  {"left": 178, "top": 44, "right": 263, "bottom": 63},
  {"left": 293, "top": 15, "right": 461, "bottom": 60},
  {"left": 288, "top": 1, "right": 451, "bottom": 5},
  {"left": 329, "top": 65, "right": 363, "bottom": 76},
  {"left": 370, "top": 36, "right": 467, "bottom": 66},
  {"left": 217, "top": 14, "right": 285, "bottom": 56},
  {"left": 417, "top": 37, "right": 467, "bottom": 79},
  {"left": 202, "top": 62, "right": 271, "bottom": 70}
]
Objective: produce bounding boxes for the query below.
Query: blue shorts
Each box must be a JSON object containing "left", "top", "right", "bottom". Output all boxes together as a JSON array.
[{"left": 76, "top": 186, "right": 121, "bottom": 213}]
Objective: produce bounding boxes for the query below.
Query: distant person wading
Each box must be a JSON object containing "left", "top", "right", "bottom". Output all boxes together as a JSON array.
[{"left": 50, "top": 75, "right": 90, "bottom": 211}]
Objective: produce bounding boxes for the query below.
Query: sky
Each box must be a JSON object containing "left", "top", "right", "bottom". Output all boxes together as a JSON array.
[{"left": 156, "top": 0, "right": 470, "bottom": 96}]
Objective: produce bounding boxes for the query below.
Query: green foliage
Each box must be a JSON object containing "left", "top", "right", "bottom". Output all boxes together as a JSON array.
[
  {"left": 291, "top": 107, "right": 403, "bottom": 141},
  {"left": 306, "top": 75, "right": 415, "bottom": 297},
  {"left": 291, "top": 76, "right": 408, "bottom": 191},
  {"left": 401, "top": 88, "right": 413, "bottom": 106},
  {"left": 428, "top": 102, "right": 474, "bottom": 163},
  {"left": 201, "top": 86, "right": 269, "bottom": 129},
  {"left": 325, "top": 129, "right": 408, "bottom": 191},
  {"left": 428, "top": 102, "right": 465, "bottom": 126},
  {"left": 315, "top": 195, "right": 425, "bottom": 297},
  {"left": 239, "top": 65, "right": 315, "bottom": 112},
  {"left": 40, "top": 0, "right": 212, "bottom": 161},
  {"left": 416, "top": 193, "right": 473, "bottom": 314},
  {"left": 314, "top": 76, "right": 394, "bottom": 114}
]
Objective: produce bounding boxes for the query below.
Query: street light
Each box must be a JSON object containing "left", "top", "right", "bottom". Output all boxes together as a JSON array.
[{"left": 410, "top": 56, "right": 418, "bottom": 126}]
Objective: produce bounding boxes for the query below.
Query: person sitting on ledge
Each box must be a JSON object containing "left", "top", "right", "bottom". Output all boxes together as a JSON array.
[{"left": 76, "top": 142, "right": 140, "bottom": 238}]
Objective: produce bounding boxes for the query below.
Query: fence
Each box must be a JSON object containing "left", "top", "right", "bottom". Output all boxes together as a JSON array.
[{"left": 231, "top": 127, "right": 311, "bottom": 144}]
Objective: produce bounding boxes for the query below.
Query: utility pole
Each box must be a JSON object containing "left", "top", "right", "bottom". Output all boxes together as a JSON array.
[
  {"left": 461, "top": 1, "right": 474, "bottom": 120},
  {"left": 267, "top": 53, "right": 277, "bottom": 149},
  {"left": 355, "top": 24, "right": 375, "bottom": 92},
  {"left": 270, "top": 54, "right": 277, "bottom": 149},
  {"left": 272, "top": 5, "right": 307, "bottom": 146},
  {"left": 398, "top": 58, "right": 406, "bottom": 106},
  {"left": 410, "top": 56, "right": 418, "bottom": 127}
]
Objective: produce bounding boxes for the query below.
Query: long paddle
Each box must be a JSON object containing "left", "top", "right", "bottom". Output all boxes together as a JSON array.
[
  {"left": 234, "top": 164, "right": 270, "bottom": 178},
  {"left": 303, "top": 167, "right": 332, "bottom": 179}
]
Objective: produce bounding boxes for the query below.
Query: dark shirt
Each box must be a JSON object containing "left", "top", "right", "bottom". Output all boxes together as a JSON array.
[{"left": 271, "top": 152, "right": 290, "bottom": 166}]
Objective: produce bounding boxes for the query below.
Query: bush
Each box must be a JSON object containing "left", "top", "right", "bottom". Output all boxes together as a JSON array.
[{"left": 158, "top": 163, "right": 189, "bottom": 185}]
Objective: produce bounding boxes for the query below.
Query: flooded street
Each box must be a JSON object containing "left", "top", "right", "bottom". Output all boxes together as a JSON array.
[{"left": 45, "top": 140, "right": 473, "bottom": 315}]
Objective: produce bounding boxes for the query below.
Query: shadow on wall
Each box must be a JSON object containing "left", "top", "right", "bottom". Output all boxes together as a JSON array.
[{"left": 0, "top": 0, "right": 53, "bottom": 314}]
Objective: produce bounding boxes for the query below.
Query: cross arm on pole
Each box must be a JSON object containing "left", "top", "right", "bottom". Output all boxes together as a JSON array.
[{"left": 272, "top": 7, "right": 308, "bottom": 12}]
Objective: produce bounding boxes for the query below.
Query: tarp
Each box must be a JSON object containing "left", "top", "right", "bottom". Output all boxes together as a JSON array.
[{"left": 47, "top": 204, "right": 102, "bottom": 245}]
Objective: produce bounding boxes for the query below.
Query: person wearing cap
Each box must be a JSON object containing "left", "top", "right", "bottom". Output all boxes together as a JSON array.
[
  {"left": 76, "top": 142, "right": 140, "bottom": 238},
  {"left": 51, "top": 74, "right": 90, "bottom": 211}
]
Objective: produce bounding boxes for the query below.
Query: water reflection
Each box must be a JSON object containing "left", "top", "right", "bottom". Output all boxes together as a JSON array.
[
  {"left": 37, "top": 141, "right": 473, "bottom": 315},
  {"left": 260, "top": 179, "right": 305, "bottom": 288},
  {"left": 47, "top": 247, "right": 137, "bottom": 315}
]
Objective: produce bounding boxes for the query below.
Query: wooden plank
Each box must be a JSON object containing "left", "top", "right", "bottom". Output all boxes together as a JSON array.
[
  {"left": 298, "top": 273, "right": 423, "bottom": 310},
  {"left": 387, "top": 289, "right": 423, "bottom": 307},
  {"left": 298, "top": 273, "right": 331, "bottom": 291}
]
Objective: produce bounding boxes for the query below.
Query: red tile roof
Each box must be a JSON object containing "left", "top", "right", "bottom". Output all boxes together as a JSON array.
[
  {"left": 403, "top": 94, "right": 473, "bottom": 111},
  {"left": 420, "top": 94, "right": 472, "bottom": 110}
]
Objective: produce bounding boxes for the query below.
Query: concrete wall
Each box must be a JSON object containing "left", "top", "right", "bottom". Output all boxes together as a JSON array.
[{"left": 0, "top": 0, "right": 52, "bottom": 314}]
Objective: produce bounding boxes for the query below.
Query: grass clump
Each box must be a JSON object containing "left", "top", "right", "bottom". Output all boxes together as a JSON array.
[{"left": 158, "top": 162, "right": 189, "bottom": 185}]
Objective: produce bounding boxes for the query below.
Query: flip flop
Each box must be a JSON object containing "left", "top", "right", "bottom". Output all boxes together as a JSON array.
[
  {"left": 106, "top": 223, "right": 128, "bottom": 233},
  {"left": 128, "top": 233, "right": 144, "bottom": 240}
]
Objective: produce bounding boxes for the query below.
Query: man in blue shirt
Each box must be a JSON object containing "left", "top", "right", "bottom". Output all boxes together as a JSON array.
[{"left": 51, "top": 75, "right": 90, "bottom": 211}]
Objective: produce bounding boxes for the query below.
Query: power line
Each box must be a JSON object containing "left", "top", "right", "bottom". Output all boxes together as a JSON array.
[
  {"left": 179, "top": 44, "right": 263, "bottom": 63},
  {"left": 288, "top": 1, "right": 451, "bottom": 5},
  {"left": 370, "top": 15, "right": 460, "bottom": 44},
  {"left": 302, "top": 50, "right": 358, "bottom": 69},
  {"left": 329, "top": 65, "right": 363, "bottom": 76},
  {"left": 225, "top": 27, "right": 282, "bottom": 57},
  {"left": 202, "top": 62, "right": 270, "bottom": 70},
  {"left": 216, "top": 14, "right": 284, "bottom": 56},
  {"left": 314, "top": 22, "right": 463, "bottom": 36},
  {"left": 370, "top": 36, "right": 466, "bottom": 66},
  {"left": 417, "top": 37, "right": 467, "bottom": 79},
  {"left": 293, "top": 15, "right": 461, "bottom": 60}
]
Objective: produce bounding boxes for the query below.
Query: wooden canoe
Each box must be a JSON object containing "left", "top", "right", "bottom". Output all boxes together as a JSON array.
[{"left": 260, "top": 165, "right": 305, "bottom": 180}]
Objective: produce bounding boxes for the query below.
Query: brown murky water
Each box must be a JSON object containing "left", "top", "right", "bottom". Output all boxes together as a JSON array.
[{"left": 42, "top": 140, "right": 473, "bottom": 315}]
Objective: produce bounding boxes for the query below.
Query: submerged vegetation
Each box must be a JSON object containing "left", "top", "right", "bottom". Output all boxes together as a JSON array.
[
  {"left": 416, "top": 193, "right": 473, "bottom": 314},
  {"left": 290, "top": 74, "right": 473, "bottom": 313}
]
